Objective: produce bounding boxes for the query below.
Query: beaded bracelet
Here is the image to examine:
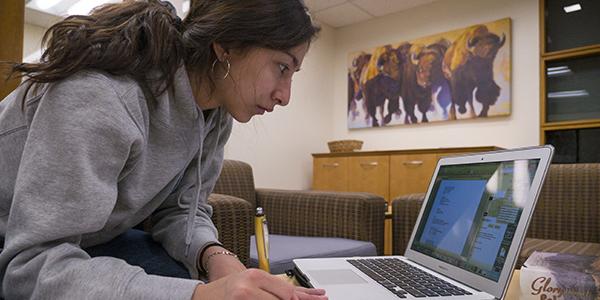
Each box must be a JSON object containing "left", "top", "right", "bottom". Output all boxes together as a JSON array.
[{"left": 203, "top": 250, "right": 238, "bottom": 272}]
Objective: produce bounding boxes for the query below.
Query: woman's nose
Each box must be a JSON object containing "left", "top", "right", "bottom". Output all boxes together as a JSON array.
[{"left": 273, "top": 81, "right": 291, "bottom": 106}]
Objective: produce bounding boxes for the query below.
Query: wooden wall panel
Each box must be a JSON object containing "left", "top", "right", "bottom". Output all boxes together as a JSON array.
[{"left": 0, "top": 0, "right": 24, "bottom": 100}]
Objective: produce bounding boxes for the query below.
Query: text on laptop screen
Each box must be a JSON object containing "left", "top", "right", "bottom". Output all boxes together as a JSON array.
[{"left": 411, "top": 159, "right": 540, "bottom": 282}]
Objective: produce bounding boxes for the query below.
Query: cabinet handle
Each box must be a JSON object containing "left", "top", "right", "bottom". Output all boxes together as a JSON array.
[
  {"left": 403, "top": 160, "right": 424, "bottom": 165},
  {"left": 360, "top": 162, "right": 379, "bottom": 167},
  {"left": 322, "top": 163, "right": 340, "bottom": 168}
]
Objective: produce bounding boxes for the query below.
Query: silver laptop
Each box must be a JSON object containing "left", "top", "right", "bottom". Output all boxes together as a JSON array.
[{"left": 294, "top": 146, "right": 554, "bottom": 300}]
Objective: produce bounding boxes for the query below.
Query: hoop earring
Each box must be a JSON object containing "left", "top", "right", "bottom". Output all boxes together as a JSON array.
[
  {"left": 222, "top": 59, "right": 230, "bottom": 79},
  {"left": 211, "top": 58, "right": 231, "bottom": 80}
]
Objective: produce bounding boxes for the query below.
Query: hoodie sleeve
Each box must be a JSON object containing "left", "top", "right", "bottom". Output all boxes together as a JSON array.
[
  {"left": 0, "top": 74, "right": 200, "bottom": 300},
  {"left": 151, "top": 108, "right": 234, "bottom": 279}
]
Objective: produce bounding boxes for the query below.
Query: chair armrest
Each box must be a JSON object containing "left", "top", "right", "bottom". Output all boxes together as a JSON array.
[
  {"left": 256, "top": 188, "right": 386, "bottom": 255},
  {"left": 391, "top": 193, "right": 426, "bottom": 255},
  {"left": 527, "top": 163, "right": 600, "bottom": 243},
  {"left": 208, "top": 193, "right": 253, "bottom": 266}
]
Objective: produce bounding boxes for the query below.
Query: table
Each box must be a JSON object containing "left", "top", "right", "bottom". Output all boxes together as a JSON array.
[{"left": 504, "top": 270, "right": 521, "bottom": 299}]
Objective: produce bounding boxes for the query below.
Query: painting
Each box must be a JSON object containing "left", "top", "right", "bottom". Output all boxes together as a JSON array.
[{"left": 347, "top": 18, "right": 511, "bottom": 129}]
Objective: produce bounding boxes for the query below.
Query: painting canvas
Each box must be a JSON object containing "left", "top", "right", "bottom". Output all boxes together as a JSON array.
[{"left": 347, "top": 18, "right": 511, "bottom": 129}]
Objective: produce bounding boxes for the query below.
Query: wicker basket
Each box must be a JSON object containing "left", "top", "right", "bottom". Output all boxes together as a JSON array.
[{"left": 327, "top": 140, "right": 363, "bottom": 153}]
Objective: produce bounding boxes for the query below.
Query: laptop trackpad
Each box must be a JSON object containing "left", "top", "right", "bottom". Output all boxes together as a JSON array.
[{"left": 309, "top": 269, "right": 368, "bottom": 285}]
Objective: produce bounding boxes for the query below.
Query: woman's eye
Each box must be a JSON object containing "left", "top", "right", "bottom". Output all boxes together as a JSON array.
[{"left": 279, "top": 63, "right": 289, "bottom": 74}]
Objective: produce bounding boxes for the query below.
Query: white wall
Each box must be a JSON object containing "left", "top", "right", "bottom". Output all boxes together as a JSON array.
[
  {"left": 333, "top": 0, "right": 539, "bottom": 151},
  {"left": 224, "top": 25, "right": 336, "bottom": 189},
  {"left": 23, "top": 23, "right": 46, "bottom": 62}
]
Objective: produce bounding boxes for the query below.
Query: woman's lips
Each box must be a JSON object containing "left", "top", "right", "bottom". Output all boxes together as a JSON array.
[{"left": 256, "top": 106, "right": 273, "bottom": 114}]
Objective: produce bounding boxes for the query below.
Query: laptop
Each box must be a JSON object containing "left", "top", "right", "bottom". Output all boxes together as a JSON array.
[{"left": 294, "top": 146, "right": 554, "bottom": 299}]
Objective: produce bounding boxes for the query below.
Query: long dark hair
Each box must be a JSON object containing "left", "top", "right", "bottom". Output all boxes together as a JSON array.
[{"left": 8, "top": 0, "right": 319, "bottom": 98}]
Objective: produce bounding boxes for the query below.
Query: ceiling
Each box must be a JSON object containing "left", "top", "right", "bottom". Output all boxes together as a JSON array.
[
  {"left": 25, "top": 0, "right": 441, "bottom": 29},
  {"left": 303, "top": 0, "right": 441, "bottom": 28},
  {"left": 24, "top": 0, "right": 189, "bottom": 28}
]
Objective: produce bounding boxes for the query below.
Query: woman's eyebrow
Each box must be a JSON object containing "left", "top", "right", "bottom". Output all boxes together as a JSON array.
[{"left": 283, "top": 51, "right": 300, "bottom": 71}]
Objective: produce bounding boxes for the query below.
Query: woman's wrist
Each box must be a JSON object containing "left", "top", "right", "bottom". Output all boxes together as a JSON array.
[
  {"left": 202, "top": 248, "right": 246, "bottom": 281},
  {"left": 203, "top": 249, "right": 238, "bottom": 272},
  {"left": 197, "top": 243, "right": 223, "bottom": 274}
]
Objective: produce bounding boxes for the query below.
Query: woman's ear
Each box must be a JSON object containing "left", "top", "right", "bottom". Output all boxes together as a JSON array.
[{"left": 212, "top": 42, "right": 229, "bottom": 61}]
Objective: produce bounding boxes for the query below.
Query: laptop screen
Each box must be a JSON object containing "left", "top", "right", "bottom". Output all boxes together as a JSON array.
[{"left": 410, "top": 159, "right": 540, "bottom": 282}]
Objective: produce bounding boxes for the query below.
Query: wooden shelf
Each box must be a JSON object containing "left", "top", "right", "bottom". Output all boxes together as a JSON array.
[
  {"left": 312, "top": 146, "right": 501, "bottom": 158},
  {"left": 542, "top": 120, "right": 600, "bottom": 131},
  {"left": 542, "top": 44, "right": 600, "bottom": 59},
  {"left": 539, "top": 0, "right": 600, "bottom": 150}
]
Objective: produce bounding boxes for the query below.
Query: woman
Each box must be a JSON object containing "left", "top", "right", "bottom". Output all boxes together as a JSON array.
[{"left": 0, "top": 0, "right": 326, "bottom": 299}]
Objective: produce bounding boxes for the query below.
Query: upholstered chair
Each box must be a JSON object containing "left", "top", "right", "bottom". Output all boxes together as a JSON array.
[
  {"left": 208, "top": 160, "right": 386, "bottom": 274},
  {"left": 390, "top": 163, "right": 600, "bottom": 268}
]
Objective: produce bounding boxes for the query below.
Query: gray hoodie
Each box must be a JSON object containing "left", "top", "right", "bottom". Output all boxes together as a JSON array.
[{"left": 0, "top": 67, "right": 233, "bottom": 299}]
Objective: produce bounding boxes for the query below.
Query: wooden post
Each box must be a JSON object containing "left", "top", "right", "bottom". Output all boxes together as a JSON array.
[{"left": 0, "top": 0, "right": 25, "bottom": 100}]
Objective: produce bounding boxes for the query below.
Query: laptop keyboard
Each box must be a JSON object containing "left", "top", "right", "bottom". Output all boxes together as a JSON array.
[{"left": 347, "top": 258, "right": 473, "bottom": 298}]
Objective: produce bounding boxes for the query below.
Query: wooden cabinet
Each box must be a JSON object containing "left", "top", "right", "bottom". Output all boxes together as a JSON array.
[
  {"left": 0, "top": 0, "right": 24, "bottom": 100},
  {"left": 313, "top": 147, "right": 499, "bottom": 203},
  {"left": 540, "top": 0, "right": 600, "bottom": 162},
  {"left": 389, "top": 153, "right": 438, "bottom": 199},
  {"left": 347, "top": 155, "right": 389, "bottom": 200},
  {"left": 312, "top": 157, "right": 348, "bottom": 192},
  {"left": 313, "top": 146, "right": 500, "bottom": 256}
]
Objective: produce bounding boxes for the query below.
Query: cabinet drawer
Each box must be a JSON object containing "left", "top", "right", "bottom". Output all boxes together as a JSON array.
[
  {"left": 390, "top": 154, "right": 438, "bottom": 200},
  {"left": 313, "top": 157, "right": 348, "bottom": 192},
  {"left": 348, "top": 155, "right": 389, "bottom": 201}
]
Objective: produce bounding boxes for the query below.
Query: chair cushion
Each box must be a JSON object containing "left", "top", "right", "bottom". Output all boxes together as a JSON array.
[
  {"left": 249, "top": 234, "right": 377, "bottom": 274},
  {"left": 516, "top": 238, "right": 600, "bottom": 269}
]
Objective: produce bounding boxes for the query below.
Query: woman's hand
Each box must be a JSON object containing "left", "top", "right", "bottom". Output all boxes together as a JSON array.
[
  {"left": 192, "top": 269, "right": 327, "bottom": 300},
  {"left": 293, "top": 285, "right": 328, "bottom": 300}
]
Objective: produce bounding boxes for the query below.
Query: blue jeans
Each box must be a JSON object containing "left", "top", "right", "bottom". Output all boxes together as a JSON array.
[{"left": 84, "top": 229, "right": 191, "bottom": 279}]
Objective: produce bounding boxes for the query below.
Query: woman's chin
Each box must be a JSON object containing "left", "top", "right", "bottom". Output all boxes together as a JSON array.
[{"left": 231, "top": 112, "right": 253, "bottom": 123}]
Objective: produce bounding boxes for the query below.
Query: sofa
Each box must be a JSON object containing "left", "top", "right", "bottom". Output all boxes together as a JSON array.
[
  {"left": 207, "top": 160, "right": 386, "bottom": 272},
  {"left": 391, "top": 163, "right": 600, "bottom": 268}
]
